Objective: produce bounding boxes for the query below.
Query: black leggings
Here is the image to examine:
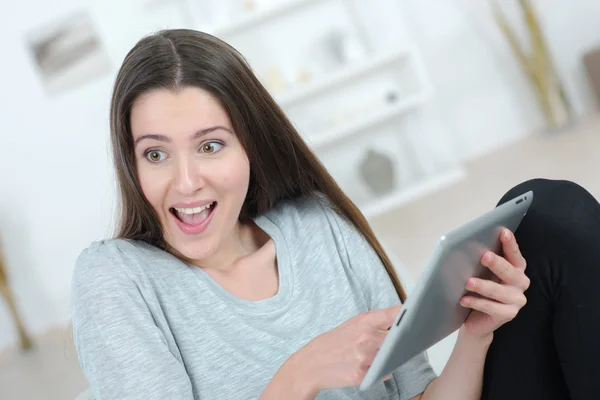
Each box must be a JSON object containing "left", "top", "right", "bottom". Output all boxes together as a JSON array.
[{"left": 481, "top": 178, "right": 600, "bottom": 399}]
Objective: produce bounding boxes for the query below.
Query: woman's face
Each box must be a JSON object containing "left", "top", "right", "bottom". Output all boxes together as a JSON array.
[{"left": 130, "top": 86, "right": 250, "bottom": 264}]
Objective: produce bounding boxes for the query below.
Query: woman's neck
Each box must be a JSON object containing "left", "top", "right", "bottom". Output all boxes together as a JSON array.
[{"left": 189, "top": 220, "right": 270, "bottom": 274}]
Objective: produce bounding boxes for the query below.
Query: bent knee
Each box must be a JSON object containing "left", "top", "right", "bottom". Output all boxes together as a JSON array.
[
  {"left": 498, "top": 178, "right": 597, "bottom": 209},
  {"left": 498, "top": 178, "right": 600, "bottom": 240}
]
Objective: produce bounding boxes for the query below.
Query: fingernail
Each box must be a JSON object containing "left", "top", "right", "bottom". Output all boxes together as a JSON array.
[
  {"left": 503, "top": 230, "right": 512, "bottom": 241},
  {"left": 461, "top": 297, "right": 470, "bottom": 306},
  {"left": 466, "top": 278, "right": 476, "bottom": 289},
  {"left": 483, "top": 252, "right": 493, "bottom": 263}
]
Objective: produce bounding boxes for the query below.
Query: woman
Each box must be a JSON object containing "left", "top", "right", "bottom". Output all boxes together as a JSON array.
[{"left": 71, "top": 29, "right": 600, "bottom": 399}]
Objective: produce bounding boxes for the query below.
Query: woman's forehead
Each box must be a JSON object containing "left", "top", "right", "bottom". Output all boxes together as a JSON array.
[{"left": 130, "top": 87, "right": 232, "bottom": 139}]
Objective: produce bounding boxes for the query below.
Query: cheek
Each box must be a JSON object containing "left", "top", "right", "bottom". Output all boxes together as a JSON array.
[
  {"left": 137, "top": 165, "right": 167, "bottom": 209},
  {"left": 218, "top": 152, "right": 250, "bottom": 190}
]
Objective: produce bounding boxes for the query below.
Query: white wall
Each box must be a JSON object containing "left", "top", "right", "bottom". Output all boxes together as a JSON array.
[
  {"left": 1, "top": 0, "right": 599, "bottom": 349},
  {"left": 0, "top": 0, "right": 118, "bottom": 349}
]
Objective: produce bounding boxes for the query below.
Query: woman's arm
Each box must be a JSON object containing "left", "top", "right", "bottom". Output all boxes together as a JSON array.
[
  {"left": 71, "top": 248, "right": 194, "bottom": 400},
  {"left": 414, "top": 329, "right": 493, "bottom": 400},
  {"left": 259, "top": 351, "right": 319, "bottom": 400},
  {"left": 259, "top": 325, "right": 491, "bottom": 400}
]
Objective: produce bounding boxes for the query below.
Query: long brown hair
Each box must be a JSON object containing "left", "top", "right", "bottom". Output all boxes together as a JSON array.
[{"left": 109, "top": 29, "right": 407, "bottom": 302}]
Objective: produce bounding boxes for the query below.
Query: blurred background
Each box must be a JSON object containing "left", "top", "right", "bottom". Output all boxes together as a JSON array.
[{"left": 1, "top": 0, "right": 599, "bottom": 398}]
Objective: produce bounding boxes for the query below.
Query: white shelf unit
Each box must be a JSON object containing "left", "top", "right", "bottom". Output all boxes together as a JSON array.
[
  {"left": 315, "top": 118, "right": 464, "bottom": 219},
  {"left": 275, "top": 49, "right": 413, "bottom": 108},
  {"left": 308, "top": 91, "right": 428, "bottom": 149},
  {"left": 285, "top": 45, "right": 432, "bottom": 148},
  {"left": 186, "top": 0, "right": 465, "bottom": 217},
  {"left": 210, "top": 0, "right": 322, "bottom": 37},
  {"left": 361, "top": 168, "right": 466, "bottom": 219}
]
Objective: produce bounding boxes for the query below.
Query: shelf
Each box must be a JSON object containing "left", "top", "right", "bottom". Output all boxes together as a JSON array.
[
  {"left": 361, "top": 168, "right": 467, "bottom": 219},
  {"left": 211, "top": 0, "right": 322, "bottom": 37},
  {"left": 275, "top": 49, "right": 412, "bottom": 108},
  {"left": 307, "top": 90, "right": 429, "bottom": 149}
]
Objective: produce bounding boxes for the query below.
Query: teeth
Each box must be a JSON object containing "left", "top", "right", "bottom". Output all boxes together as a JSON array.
[{"left": 174, "top": 202, "right": 213, "bottom": 215}]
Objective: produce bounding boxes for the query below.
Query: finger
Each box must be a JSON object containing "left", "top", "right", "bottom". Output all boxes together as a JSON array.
[
  {"left": 357, "top": 336, "right": 382, "bottom": 360},
  {"left": 382, "top": 373, "right": 393, "bottom": 382},
  {"left": 356, "top": 330, "right": 387, "bottom": 364},
  {"left": 465, "top": 278, "right": 527, "bottom": 307},
  {"left": 355, "top": 325, "right": 391, "bottom": 356},
  {"left": 500, "top": 228, "right": 527, "bottom": 270},
  {"left": 365, "top": 327, "right": 389, "bottom": 349},
  {"left": 460, "top": 296, "right": 519, "bottom": 322},
  {"left": 363, "top": 305, "right": 403, "bottom": 330},
  {"left": 482, "top": 251, "right": 531, "bottom": 291},
  {"left": 482, "top": 251, "right": 521, "bottom": 286}
]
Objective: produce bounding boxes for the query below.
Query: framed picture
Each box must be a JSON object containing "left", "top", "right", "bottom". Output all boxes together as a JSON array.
[{"left": 26, "top": 10, "right": 111, "bottom": 96}]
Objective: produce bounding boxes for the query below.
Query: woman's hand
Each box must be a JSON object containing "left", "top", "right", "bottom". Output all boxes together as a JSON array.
[
  {"left": 291, "top": 305, "right": 402, "bottom": 393},
  {"left": 460, "top": 228, "right": 530, "bottom": 339}
]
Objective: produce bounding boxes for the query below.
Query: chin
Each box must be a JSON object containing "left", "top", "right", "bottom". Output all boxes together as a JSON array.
[{"left": 168, "top": 234, "right": 219, "bottom": 265}]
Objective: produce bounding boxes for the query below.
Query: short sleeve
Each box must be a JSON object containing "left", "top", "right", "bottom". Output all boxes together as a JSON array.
[
  {"left": 70, "top": 242, "right": 195, "bottom": 400},
  {"left": 317, "top": 197, "right": 437, "bottom": 400}
]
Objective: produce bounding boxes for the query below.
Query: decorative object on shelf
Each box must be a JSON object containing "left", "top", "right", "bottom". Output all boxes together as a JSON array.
[
  {"left": 296, "top": 69, "right": 312, "bottom": 84},
  {"left": 0, "top": 239, "right": 33, "bottom": 351},
  {"left": 321, "top": 30, "right": 348, "bottom": 67},
  {"left": 26, "top": 10, "right": 111, "bottom": 97},
  {"left": 309, "top": 28, "right": 363, "bottom": 74},
  {"left": 242, "top": 0, "right": 258, "bottom": 11},
  {"left": 385, "top": 90, "right": 400, "bottom": 104},
  {"left": 583, "top": 46, "right": 600, "bottom": 110},
  {"left": 491, "top": 0, "right": 573, "bottom": 132},
  {"left": 359, "top": 148, "right": 397, "bottom": 196},
  {"left": 265, "top": 67, "right": 287, "bottom": 94}
]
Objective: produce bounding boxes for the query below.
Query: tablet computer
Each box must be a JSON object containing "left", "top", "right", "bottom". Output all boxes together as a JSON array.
[{"left": 360, "top": 190, "right": 534, "bottom": 391}]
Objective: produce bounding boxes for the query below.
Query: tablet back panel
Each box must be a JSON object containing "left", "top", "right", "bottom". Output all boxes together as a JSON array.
[{"left": 361, "top": 190, "right": 533, "bottom": 390}]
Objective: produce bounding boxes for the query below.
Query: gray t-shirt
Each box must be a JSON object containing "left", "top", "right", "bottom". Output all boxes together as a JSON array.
[{"left": 71, "top": 193, "right": 437, "bottom": 400}]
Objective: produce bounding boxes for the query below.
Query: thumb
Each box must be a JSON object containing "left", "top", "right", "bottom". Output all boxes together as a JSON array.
[
  {"left": 382, "top": 373, "right": 393, "bottom": 382},
  {"left": 367, "top": 304, "right": 403, "bottom": 330}
]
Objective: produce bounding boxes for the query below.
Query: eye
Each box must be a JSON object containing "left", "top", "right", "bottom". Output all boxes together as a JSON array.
[
  {"left": 144, "top": 150, "right": 167, "bottom": 163},
  {"left": 200, "top": 141, "right": 224, "bottom": 154}
]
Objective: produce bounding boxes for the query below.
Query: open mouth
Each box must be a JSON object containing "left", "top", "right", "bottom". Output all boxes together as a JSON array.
[{"left": 170, "top": 201, "right": 217, "bottom": 226}]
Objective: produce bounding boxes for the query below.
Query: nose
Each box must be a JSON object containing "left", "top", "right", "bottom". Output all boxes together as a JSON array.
[{"left": 173, "top": 156, "right": 204, "bottom": 195}]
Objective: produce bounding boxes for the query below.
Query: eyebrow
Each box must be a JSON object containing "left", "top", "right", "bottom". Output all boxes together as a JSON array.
[{"left": 134, "top": 126, "right": 233, "bottom": 146}]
